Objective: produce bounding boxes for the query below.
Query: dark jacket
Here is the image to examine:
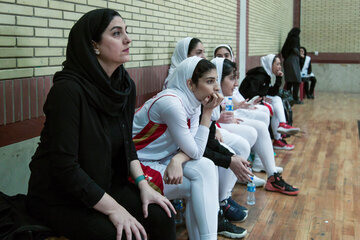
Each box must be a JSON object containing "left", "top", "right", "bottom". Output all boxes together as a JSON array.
[
  {"left": 27, "top": 79, "right": 138, "bottom": 208},
  {"left": 283, "top": 49, "right": 301, "bottom": 83},
  {"left": 239, "top": 67, "right": 282, "bottom": 100},
  {"left": 0, "top": 192, "right": 54, "bottom": 240},
  {"left": 200, "top": 106, "right": 234, "bottom": 169},
  {"left": 281, "top": 28, "right": 300, "bottom": 59},
  {"left": 281, "top": 28, "right": 301, "bottom": 83},
  {"left": 204, "top": 121, "right": 234, "bottom": 168}
]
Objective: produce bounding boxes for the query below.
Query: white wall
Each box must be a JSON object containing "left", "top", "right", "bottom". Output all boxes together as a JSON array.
[{"left": 312, "top": 64, "right": 360, "bottom": 93}]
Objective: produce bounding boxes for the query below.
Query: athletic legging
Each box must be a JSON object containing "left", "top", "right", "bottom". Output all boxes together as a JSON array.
[
  {"left": 235, "top": 104, "right": 270, "bottom": 126},
  {"left": 219, "top": 119, "right": 277, "bottom": 176},
  {"left": 267, "top": 95, "right": 287, "bottom": 140},
  {"left": 217, "top": 143, "right": 238, "bottom": 201},
  {"left": 27, "top": 183, "right": 176, "bottom": 240},
  {"left": 142, "top": 157, "right": 219, "bottom": 240},
  {"left": 218, "top": 127, "right": 253, "bottom": 157}
]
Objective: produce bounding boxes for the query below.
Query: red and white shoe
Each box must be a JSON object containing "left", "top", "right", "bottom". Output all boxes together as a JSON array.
[
  {"left": 273, "top": 139, "right": 294, "bottom": 150},
  {"left": 277, "top": 122, "right": 300, "bottom": 135},
  {"left": 265, "top": 172, "right": 299, "bottom": 196}
]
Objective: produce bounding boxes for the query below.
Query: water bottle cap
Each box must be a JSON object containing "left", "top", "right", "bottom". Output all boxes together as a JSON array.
[{"left": 250, "top": 176, "right": 254, "bottom": 181}]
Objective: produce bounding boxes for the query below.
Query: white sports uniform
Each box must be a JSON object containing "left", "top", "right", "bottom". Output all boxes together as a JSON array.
[
  {"left": 133, "top": 57, "right": 219, "bottom": 240},
  {"left": 211, "top": 58, "right": 278, "bottom": 176},
  {"left": 261, "top": 54, "right": 289, "bottom": 140}
]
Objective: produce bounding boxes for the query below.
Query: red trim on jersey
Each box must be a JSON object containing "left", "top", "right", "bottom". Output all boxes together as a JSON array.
[
  {"left": 128, "top": 163, "right": 164, "bottom": 195},
  {"left": 263, "top": 102, "right": 273, "bottom": 116},
  {"left": 133, "top": 121, "right": 167, "bottom": 151},
  {"left": 133, "top": 94, "right": 182, "bottom": 151}
]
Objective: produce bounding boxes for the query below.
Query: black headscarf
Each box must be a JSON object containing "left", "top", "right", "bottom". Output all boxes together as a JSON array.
[
  {"left": 53, "top": 9, "right": 132, "bottom": 116},
  {"left": 299, "top": 46, "right": 307, "bottom": 69},
  {"left": 281, "top": 27, "right": 301, "bottom": 59}
]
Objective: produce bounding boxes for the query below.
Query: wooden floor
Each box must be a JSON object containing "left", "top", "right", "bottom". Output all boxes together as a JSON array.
[{"left": 176, "top": 92, "right": 360, "bottom": 240}]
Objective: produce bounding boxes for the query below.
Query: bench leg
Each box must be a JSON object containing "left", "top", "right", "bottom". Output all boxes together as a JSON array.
[{"left": 299, "top": 82, "right": 304, "bottom": 101}]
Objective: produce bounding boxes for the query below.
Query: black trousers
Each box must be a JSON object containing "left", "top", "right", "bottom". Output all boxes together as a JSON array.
[
  {"left": 27, "top": 183, "right": 176, "bottom": 240},
  {"left": 304, "top": 77, "right": 317, "bottom": 96},
  {"left": 286, "top": 82, "right": 300, "bottom": 101}
]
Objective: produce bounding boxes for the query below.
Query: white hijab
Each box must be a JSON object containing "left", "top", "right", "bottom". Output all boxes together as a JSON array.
[
  {"left": 213, "top": 44, "right": 234, "bottom": 62},
  {"left": 163, "top": 37, "right": 192, "bottom": 89},
  {"left": 167, "top": 56, "right": 202, "bottom": 117},
  {"left": 210, "top": 57, "right": 225, "bottom": 121},
  {"left": 260, "top": 54, "right": 277, "bottom": 86},
  {"left": 211, "top": 57, "right": 224, "bottom": 95},
  {"left": 213, "top": 44, "right": 245, "bottom": 101}
]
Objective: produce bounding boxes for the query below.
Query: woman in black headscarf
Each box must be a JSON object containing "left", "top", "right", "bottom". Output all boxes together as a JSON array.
[
  {"left": 26, "top": 9, "right": 176, "bottom": 240},
  {"left": 281, "top": 27, "right": 303, "bottom": 104}
]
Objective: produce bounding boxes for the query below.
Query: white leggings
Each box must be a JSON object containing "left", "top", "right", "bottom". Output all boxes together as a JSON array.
[
  {"left": 234, "top": 104, "right": 270, "bottom": 126},
  {"left": 141, "top": 157, "right": 219, "bottom": 240},
  {"left": 218, "top": 127, "right": 253, "bottom": 158},
  {"left": 219, "top": 119, "right": 277, "bottom": 175},
  {"left": 266, "top": 95, "right": 286, "bottom": 140},
  {"left": 218, "top": 143, "right": 238, "bottom": 202}
]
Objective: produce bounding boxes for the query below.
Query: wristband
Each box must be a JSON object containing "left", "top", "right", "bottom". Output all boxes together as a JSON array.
[{"left": 135, "top": 175, "right": 146, "bottom": 186}]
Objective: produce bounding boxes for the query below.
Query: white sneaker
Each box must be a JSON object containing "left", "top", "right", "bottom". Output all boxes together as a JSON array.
[
  {"left": 252, "top": 175, "right": 266, "bottom": 187},
  {"left": 252, "top": 155, "right": 283, "bottom": 173},
  {"left": 237, "top": 174, "right": 265, "bottom": 187}
]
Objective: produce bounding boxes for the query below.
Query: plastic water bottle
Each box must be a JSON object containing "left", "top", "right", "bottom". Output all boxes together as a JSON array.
[
  {"left": 224, "top": 96, "right": 233, "bottom": 111},
  {"left": 172, "top": 199, "right": 184, "bottom": 224},
  {"left": 247, "top": 176, "right": 256, "bottom": 205}
]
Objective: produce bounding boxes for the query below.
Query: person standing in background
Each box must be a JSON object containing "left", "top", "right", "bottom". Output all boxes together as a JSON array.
[{"left": 281, "top": 28, "right": 303, "bottom": 104}]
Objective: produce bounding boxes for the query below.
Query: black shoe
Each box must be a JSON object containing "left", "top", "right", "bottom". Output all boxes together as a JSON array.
[
  {"left": 220, "top": 198, "right": 248, "bottom": 222},
  {"left": 226, "top": 197, "right": 248, "bottom": 213},
  {"left": 218, "top": 210, "right": 247, "bottom": 239},
  {"left": 294, "top": 100, "right": 304, "bottom": 104},
  {"left": 309, "top": 95, "right": 314, "bottom": 99}
]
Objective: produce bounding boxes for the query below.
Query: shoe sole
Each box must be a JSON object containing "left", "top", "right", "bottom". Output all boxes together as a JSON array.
[
  {"left": 277, "top": 128, "right": 300, "bottom": 135},
  {"left": 253, "top": 180, "right": 266, "bottom": 187},
  {"left": 265, "top": 185, "right": 299, "bottom": 196},
  {"left": 273, "top": 146, "right": 294, "bottom": 150},
  {"left": 218, "top": 229, "right": 247, "bottom": 239},
  {"left": 251, "top": 167, "right": 265, "bottom": 173},
  {"left": 252, "top": 167, "right": 283, "bottom": 174}
]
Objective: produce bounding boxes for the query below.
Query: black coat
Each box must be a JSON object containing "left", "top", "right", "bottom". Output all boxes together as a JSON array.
[
  {"left": 199, "top": 106, "right": 234, "bottom": 169},
  {"left": 239, "top": 67, "right": 282, "bottom": 100},
  {"left": 27, "top": 9, "right": 139, "bottom": 209},
  {"left": 204, "top": 121, "right": 234, "bottom": 168},
  {"left": 27, "top": 79, "right": 138, "bottom": 208},
  {"left": 281, "top": 28, "right": 301, "bottom": 83},
  {"left": 283, "top": 49, "right": 301, "bottom": 83},
  {"left": 281, "top": 28, "right": 300, "bottom": 59}
]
